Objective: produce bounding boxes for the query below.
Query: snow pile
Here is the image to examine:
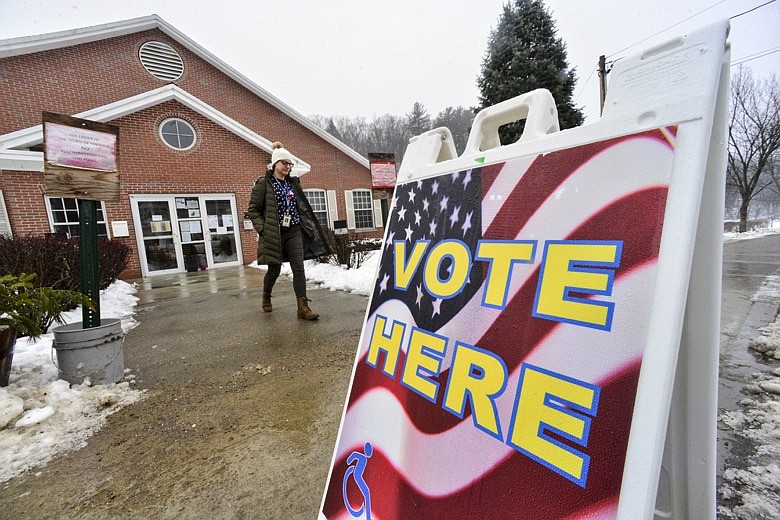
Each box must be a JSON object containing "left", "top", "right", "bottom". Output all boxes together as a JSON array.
[
  {"left": 252, "top": 249, "right": 381, "bottom": 297},
  {"left": 749, "top": 318, "right": 780, "bottom": 359},
  {"left": 719, "top": 306, "right": 780, "bottom": 518},
  {"left": 719, "top": 394, "right": 780, "bottom": 519},
  {"left": 723, "top": 219, "right": 780, "bottom": 241},
  {"left": 0, "top": 281, "right": 146, "bottom": 482},
  {"left": 748, "top": 276, "right": 780, "bottom": 359}
]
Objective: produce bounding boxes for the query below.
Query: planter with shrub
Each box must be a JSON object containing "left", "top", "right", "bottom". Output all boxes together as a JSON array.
[{"left": 0, "top": 273, "right": 94, "bottom": 386}]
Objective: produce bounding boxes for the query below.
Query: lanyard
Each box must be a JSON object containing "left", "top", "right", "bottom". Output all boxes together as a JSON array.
[{"left": 273, "top": 176, "right": 293, "bottom": 214}]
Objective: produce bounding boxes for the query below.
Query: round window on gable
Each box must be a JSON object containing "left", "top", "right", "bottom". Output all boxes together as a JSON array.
[
  {"left": 139, "top": 41, "right": 184, "bottom": 81},
  {"left": 159, "top": 118, "right": 197, "bottom": 150}
]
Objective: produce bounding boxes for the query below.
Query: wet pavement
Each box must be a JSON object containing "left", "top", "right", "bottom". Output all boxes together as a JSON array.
[
  {"left": 131, "top": 265, "right": 262, "bottom": 305},
  {"left": 0, "top": 265, "right": 371, "bottom": 519}
]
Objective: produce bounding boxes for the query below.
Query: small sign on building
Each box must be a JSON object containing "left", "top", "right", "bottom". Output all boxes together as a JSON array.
[
  {"left": 333, "top": 219, "right": 348, "bottom": 235},
  {"left": 42, "top": 112, "right": 120, "bottom": 202},
  {"left": 368, "top": 153, "right": 396, "bottom": 189}
]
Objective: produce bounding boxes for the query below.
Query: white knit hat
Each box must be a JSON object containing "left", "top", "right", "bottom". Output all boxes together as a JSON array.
[{"left": 270, "top": 141, "right": 295, "bottom": 168}]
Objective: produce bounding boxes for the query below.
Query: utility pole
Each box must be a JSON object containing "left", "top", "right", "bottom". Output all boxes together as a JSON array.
[{"left": 598, "top": 55, "right": 608, "bottom": 116}]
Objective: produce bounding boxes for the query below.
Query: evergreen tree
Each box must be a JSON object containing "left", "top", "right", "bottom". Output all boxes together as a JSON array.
[
  {"left": 477, "top": 0, "right": 583, "bottom": 144},
  {"left": 406, "top": 102, "right": 432, "bottom": 137}
]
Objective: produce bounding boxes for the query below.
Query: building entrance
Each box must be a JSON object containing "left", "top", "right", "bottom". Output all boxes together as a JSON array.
[{"left": 131, "top": 194, "right": 242, "bottom": 276}]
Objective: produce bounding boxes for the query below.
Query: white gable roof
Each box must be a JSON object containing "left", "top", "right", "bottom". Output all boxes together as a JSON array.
[
  {"left": 0, "top": 85, "right": 312, "bottom": 175},
  {"left": 0, "top": 14, "right": 369, "bottom": 170}
]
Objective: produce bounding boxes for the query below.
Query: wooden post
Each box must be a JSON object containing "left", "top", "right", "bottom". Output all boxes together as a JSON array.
[{"left": 598, "top": 55, "right": 608, "bottom": 116}]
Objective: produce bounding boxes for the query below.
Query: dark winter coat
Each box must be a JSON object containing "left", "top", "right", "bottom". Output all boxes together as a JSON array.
[{"left": 247, "top": 171, "right": 331, "bottom": 266}]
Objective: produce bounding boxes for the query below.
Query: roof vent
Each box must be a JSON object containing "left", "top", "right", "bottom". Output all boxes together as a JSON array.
[{"left": 139, "top": 41, "right": 184, "bottom": 81}]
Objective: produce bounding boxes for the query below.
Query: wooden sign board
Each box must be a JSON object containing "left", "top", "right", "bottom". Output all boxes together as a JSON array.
[
  {"left": 42, "top": 112, "right": 120, "bottom": 202},
  {"left": 321, "top": 20, "right": 729, "bottom": 520}
]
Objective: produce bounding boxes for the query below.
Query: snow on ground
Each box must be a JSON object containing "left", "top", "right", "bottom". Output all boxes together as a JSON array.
[
  {"left": 1, "top": 226, "right": 778, "bottom": 511},
  {"left": 723, "top": 219, "right": 780, "bottom": 241},
  {"left": 0, "top": 281, "right": 145, "bottom": 482}
]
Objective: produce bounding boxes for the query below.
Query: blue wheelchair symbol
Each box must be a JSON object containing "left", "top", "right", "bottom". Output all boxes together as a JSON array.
[{"left": 343, "top": 442, "right": 373, "bottom": 519}]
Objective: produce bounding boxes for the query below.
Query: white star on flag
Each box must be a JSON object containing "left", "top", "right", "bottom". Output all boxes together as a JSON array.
[
  {"left": 449, "top": 205, "right": 460, "bottom": 228},
  {"left": 432, "top": 297, "right": 443, "bottom": 318}
]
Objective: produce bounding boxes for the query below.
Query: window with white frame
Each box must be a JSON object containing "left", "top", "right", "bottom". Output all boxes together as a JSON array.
[
  {"left": 303, "top": 189, "right": 329, "bottom": 229},
  {"left": 351, "top": 189, "right": 375, "bottom": 230},
  {"left": 159, "top": 118, "right": 196, "bottom": 150},
  {"left": 46, "top": 197, "right": 109, "bottom": 238}
]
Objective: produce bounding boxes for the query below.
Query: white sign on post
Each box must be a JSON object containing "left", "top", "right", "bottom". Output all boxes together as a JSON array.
[{"left": 321, "top": 21, "right": 729, "bottom": 520}]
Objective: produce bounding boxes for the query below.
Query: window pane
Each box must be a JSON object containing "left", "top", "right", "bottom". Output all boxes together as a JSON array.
[
  {"left": 314, "top": 211, "right": 328, "bottom": 228},
  {"left": 353, "top": 190, "right": 372, "bottom": 210},
  {"left": 47, "top": 197, "right": 109, "bottom": 238},
  {"left": 352, "top": 190, "right": 374, "bottom": 229},
  {"left": 178, "top": 134, "right": 194, "bottom": 148},
  {"left": 355, "top": 210, "right": 373, "bottom": 229},
  {"left": 304, "top": 190, "right": 328, "bottom": 227},
  {"left": 52, "top": 209, "right": 68, "bottom": 223},
  {"left": 160, "top": 118, "right": 196, "bottom": 150}
]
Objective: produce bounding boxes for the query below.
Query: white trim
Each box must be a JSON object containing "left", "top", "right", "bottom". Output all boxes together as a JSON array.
[
  {"left": 327, "top": 190, "right": 338, "bottom": 226},
  {"left": 373, "top": 199, "right": 383, "bottom": 228},
  {"left": 0, "top": 149, "right": 44, "bottom": 171},
  {"left": 0, "top": 15, "right": 369, "bottom": 170},
  {"left": 0, "top": 85, "right": 311, "bottom": 175},
  {"left": 345, "top": 190, "right": 355, "bottom": 230},
  {"left": 0, "top": 190, "right": 11, "bottom": 236}
]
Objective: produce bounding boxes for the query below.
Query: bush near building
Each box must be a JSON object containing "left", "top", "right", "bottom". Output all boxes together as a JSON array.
[{"left": 0, "top": 234, "right": 130, "bottom": 291}]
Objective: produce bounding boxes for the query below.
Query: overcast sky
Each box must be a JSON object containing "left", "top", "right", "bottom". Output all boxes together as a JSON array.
[{"left": 1, "top": 0, "right": 778, "bottom": 123}]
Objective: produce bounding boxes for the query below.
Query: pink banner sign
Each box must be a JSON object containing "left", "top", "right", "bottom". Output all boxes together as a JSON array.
[
  {"left": 370, "top": 161, "right": 397, "bottom": 189},
  {"left": 45, "top": 122, "right": 118, "bottom": 172}
]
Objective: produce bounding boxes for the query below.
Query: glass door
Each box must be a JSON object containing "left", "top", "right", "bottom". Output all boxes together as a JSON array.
[
  {"left": 175, "top": 196, "right": 208, "bottom": 272},
  {"left": 203, "top": 196, "right": 241, "bottom": 266},
  {"left": 136, "top": 199, "right": 181, "bottom": 274},
  {"left": 132, "top": 195, "right": 242, "bottom": 276}
]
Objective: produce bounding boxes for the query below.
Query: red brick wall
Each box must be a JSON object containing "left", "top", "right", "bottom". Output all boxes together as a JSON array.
[
  {"left": 1, "top": 26, "right": 384, "bottom": 279},
  {"left": 0, "top": 29, "right": 373, "bottom": 196}
]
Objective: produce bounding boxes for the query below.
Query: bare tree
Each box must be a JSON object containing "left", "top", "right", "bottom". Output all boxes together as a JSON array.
[
  {"left": 310, "top": 113, "right": 411, "bottom": 164},
  {"left": 433, "top": 106, "right": 475, "bottom": 155},
  {"left": 727, "top": 68, "right": 780, "bottom": 232}
]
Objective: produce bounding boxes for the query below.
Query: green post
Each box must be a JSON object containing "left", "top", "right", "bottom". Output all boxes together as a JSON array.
[{"left": 78, "top": 199, "right": 101, "bottom": 327}]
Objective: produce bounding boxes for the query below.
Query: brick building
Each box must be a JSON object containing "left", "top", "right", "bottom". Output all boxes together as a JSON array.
[{"left": 0, "top": 15, "right": 384, "bottom": 278}]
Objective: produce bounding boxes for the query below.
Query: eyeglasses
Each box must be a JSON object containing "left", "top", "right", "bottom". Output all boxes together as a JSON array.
[{"left": 281, "top": 161, "right": 294, "bottom": 167}]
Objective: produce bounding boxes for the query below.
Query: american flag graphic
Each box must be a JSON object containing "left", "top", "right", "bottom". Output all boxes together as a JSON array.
[{"left": 322, "top": 127, "right": 677, "bottom": 519}]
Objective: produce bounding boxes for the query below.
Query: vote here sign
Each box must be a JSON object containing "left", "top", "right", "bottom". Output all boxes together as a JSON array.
[{"left": 321, "top": 126, "right": 677, "bottom": 519}]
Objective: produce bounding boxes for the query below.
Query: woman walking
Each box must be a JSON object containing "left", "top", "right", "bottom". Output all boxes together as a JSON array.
[{"left": 247, "top": 142, "right": 330, "bottom": 320}]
